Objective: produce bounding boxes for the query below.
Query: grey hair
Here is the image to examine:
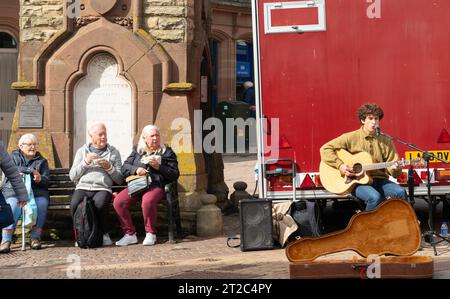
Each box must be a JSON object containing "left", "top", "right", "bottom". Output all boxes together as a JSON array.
[
  {"left": 18, "top": 133, "right": 38, "bottom": 146},
  {"left": 88, "top": 122, "right": 106, "bottom": 136},
  {"left": 243, "top": 81, "right": 253, "bottom": 89},
  {"left": 137, "top": 124, "right": 165, "bottom": 154}
]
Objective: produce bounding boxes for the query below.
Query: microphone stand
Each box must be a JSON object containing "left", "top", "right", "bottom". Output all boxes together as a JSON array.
[{"left": 379, "top": 130, "right": 449, "bottom": 256}]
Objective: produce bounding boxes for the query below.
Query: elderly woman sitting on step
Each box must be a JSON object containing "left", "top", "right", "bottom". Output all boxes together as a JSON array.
[
  {"left": 114, "top": 124, "right": 179, "bottom": 246},
  {"left": 1, "top": 134, "right": 48, "bottom": 252}
]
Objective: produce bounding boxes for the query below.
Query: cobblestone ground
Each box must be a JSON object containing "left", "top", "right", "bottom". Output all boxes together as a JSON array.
[
  {"left": 1, "top": 213, "right": 450, "bottom": 279},
  {"left": 0, "top": 214, "right": 290, "bottom": 279},
  {"left": 0, "top": 245, "right": 447, "bottom": 280}
]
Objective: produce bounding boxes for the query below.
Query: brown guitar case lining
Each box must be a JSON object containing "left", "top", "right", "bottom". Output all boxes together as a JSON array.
[{"left": 286, "top": 199, "right": 434, "bottom": 278}]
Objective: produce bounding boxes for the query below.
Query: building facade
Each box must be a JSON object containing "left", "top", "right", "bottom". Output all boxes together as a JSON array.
[
  {"left": 0, "top": 1, "right": 20, "bottom": 148},
  {"left": 211, "top": 0, "right": 252, "bottom": 106},
  {"left": 0, "top": 0, "right": 252, "bottom": 234}
]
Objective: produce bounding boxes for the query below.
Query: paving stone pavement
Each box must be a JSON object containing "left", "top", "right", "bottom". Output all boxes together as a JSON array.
[
  {"left": 1, "top": 216, "right": 450, "bottom": 279},
  {"left": 0, "top": 214, "right": 291, "bottom": 279},
  {"left": 1, "top": 154, "right": 450, "bottom": 279}
]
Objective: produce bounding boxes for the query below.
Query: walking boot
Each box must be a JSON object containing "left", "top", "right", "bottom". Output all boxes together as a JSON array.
[
  {"left": 30, "top": 238, "right": 42, "bottom": 250},
  {"left": 0, "top": 241, "right": 11, "bottom": 253}
]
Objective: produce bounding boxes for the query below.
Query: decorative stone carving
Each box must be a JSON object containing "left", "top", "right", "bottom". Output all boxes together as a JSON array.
[
  {"left": 114, "top": 17, "right": 133, "bottom": 28},
  {"left": 90, "top": 0, "right": 118, "bottom": 15},
  {"left": 74, "top": 17, "right": 132, "bottom": 29},
  {"left": 75, "top": 17, "right": 100, "bottom": 28}
]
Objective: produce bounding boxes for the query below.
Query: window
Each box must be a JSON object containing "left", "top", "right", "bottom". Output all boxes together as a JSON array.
[
  {"left": 236, "top": 41, "right": 253, "bottom": 85},
  {"left": 264, "top": 0, "right": 326, "bottom": 34},
  {"left": 0, "top": 32, "right": 17, "bottom": 48}
]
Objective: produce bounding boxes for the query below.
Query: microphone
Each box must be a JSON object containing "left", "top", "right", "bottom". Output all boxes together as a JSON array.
[{"left": 375, "top": 125, "right": 381, "bottom": 137}]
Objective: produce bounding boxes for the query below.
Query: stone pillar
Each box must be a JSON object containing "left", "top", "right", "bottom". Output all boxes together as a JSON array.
[
  {"left": 205, "top": 152, "right": 229, "bottom": 207},
  {"left": 148, "top": 0, "right": 216, "bottom": 235},
  {"left": 222, "top": 181, "right": 252, "bottom": 215},
  {"left": 196, "top": 193, "right": 223, "bottom": 237}
]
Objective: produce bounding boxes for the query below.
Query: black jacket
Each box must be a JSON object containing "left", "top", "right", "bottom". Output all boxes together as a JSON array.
[
  {"left": 121, "top": 146, "right": 179, "bottom": 188},
  {"left": 2, "top": 149, "right": 50, "bottom": 199}
]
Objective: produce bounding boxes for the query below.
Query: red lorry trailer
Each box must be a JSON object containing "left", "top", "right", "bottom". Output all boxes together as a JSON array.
[{"left": 251, "top": 0, "right": 450, "bottom": 213}]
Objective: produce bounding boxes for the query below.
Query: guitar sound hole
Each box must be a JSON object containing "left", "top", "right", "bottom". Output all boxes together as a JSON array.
[{"left": 353, "top": 164, "right": 362, "bottom": 173}]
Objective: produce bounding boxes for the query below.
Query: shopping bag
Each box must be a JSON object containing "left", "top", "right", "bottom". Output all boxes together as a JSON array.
[
  {"left": 126, "top": 175, "right": 152, "bottom": 196},
  {"left": 22, "top": 174, "right": 38, "bottom": 226}
]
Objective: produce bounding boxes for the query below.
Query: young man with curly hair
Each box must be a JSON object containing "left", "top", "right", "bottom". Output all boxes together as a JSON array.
[{"left": 320, "top": 103, "right": 407, "bottom": 211}]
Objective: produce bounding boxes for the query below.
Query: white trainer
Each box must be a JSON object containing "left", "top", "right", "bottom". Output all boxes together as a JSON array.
[
  {"left": 142, "top": 233, "right": 157, "bottom": 246},
  {"left": 115, "top": 233, "right": 138, "bottom": 246},
  {"left": 102, "top": 233, "right": 113, "bottom": 246}
]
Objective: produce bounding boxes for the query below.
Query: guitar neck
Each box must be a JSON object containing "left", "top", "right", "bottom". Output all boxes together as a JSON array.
[{"left": 363, "top": 160, "right": 408, "bottom": 171}]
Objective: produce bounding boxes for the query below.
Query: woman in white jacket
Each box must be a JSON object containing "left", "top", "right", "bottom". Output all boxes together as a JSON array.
[{"left": 69, "top": 122, "right": 123, "bottom": 246}]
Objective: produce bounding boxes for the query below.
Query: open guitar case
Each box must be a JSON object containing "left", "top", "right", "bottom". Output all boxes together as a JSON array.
[{"left": 286, "top": 199, "right": 433, "bottom": 279}]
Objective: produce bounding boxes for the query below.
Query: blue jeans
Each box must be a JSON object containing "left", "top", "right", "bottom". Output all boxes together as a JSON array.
[
  {"left": 3, "top": 196, "right": 49, "bottom": 230},
  {"left": 352, "top": 179, "right": 407, "bottom": 211}
]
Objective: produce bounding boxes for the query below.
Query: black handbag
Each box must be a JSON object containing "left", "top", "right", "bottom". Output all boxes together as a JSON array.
[
  {"left": 0, "top": 194, "right": 14, "bottom": 229},
  {"left": 126, "top": 174, "right": 152, "bottom": 197}
]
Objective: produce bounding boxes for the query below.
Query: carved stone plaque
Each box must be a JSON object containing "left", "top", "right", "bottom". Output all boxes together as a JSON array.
[
  {"left": 74, "top": 54, "right": 132, "bottom": 162},
  {"left": 19, "top": 95, "right": 43, "bottom": 128}
]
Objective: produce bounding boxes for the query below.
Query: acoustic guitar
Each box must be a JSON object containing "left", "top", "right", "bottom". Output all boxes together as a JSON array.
[
  {"left": 319, "top": 149, "right": 424, "bottom": 195},
  {"left": 285, "top": 199, "right": 421, "bottom": 263}
]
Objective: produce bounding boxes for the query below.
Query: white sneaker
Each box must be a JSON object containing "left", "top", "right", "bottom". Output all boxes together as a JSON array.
[
  {"left": 142, "top": 233, "right": 157, "bottom": 246},
  {"left": 115, "top": 233, "right": 138, "bottom": 246},
  {"left": 102, "top": 233, "right": 113, "bottom": 246}
]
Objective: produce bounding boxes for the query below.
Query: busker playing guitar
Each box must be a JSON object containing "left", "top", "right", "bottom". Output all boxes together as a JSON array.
[{"left": 320, "top": 103, "right": 407, "bottom": 211}]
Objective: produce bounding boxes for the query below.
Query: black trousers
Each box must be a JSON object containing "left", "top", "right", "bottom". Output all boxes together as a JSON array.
[{"left": 70, "top": 189, "right": 112, "bottom": 233}]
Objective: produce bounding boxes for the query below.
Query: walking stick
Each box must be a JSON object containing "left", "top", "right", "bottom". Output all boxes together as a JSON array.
[{"left": 21, "top": 208, "right": 25, "bottom": 251}]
